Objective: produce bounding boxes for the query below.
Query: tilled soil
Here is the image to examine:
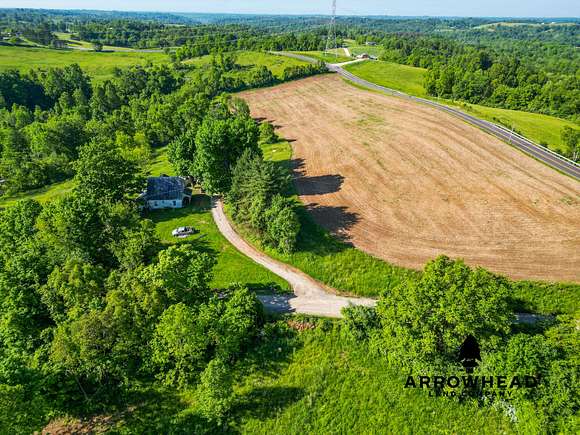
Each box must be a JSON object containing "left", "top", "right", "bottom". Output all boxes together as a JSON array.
[{"left": 241, "top": 75, "right": 580, "bottom": 282}]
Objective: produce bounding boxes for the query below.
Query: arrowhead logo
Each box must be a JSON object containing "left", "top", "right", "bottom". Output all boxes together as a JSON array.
[{"left": 458, "top": 335, "right": 481, "bottom": 373}]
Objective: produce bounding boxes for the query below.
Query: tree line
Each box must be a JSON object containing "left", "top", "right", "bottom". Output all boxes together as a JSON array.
[
  {"left": 167, "top": 93, "right": 302, "bottom": 253},
  {"left": 0, "top": 53, "right": 326, "bottom": 195},
  {"left": 364, "top": 34, "right": 579, "bottom": 121}
]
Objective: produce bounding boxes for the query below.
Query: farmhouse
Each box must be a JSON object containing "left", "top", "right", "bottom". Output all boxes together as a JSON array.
[
  {"left": 356, "top": 53, "right": 370, "bottom": 59},
  {"left": 141, "top": 176, "right": 191, "bottom": 209}
]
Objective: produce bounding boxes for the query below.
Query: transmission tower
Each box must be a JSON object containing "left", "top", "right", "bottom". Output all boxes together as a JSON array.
[{"left": 325, "top": 0, "right": 337, "bottom": 58}]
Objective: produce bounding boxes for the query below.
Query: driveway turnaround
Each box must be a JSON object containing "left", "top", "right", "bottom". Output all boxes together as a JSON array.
[{"left": 210, "top": 198, "right": 376, "bottom": 318}]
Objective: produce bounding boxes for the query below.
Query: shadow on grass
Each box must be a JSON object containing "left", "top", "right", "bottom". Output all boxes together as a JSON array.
[
  {"left": 233, "top": 386, "right": 304, "bottom": 421},
  {"left": 231, "top": 326, "right": 305, "bottom": 423},
  {"left": 110, "top": 388, "right": 227, "bottom": 435}
]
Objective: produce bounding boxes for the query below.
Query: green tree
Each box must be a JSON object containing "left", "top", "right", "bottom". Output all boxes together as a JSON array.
[
  {"left": 376, "top": 256, "right": 513, "bottom": 370},
  {"left": 193, "top": 113, "right": 259, "bottom": 194},
  {"left": 215, "top": 285, "right": 263, "bottom": 360},
  {"left": 140, "top": 244, "right": 216, "bottom": 307},
  {"left": 37, "top": 194, "right": 140, "bottom": 266},
  {"left": 228, "top": 149, "right": 290, "bottom": 231},
  {"left": 150, "top": 302, "right": 214, "bottom": 387},
  {"left": 39, "top": 259, "right": 106, "bottom": 324},
  {"left": 264, "top": 195, "right": 301, "bottom": 253},
  {"left": 167, "top": 128, "right": 197, "bottom": 176},
  {"left": 561, "top": 126, "right": 579, "bottom": 161},
  {"left": 110, "top": 219, "right": 159, "bottom": 270},
  {"left": 73, "top": 139, "right": 144, "bottom": 201},
  {"left": 92, "top": 42, "right": 103, "bottom": 52},
  {"left": 196, "top": 358, "right": 234, "bottom": 424},
  {"left": 259, "top": 121, "right": 278, "bottom": 144}
]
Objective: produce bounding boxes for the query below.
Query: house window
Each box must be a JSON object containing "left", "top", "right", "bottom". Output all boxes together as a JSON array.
[{"left": 172, "top": 201, "right": 176, "bottom": 206}]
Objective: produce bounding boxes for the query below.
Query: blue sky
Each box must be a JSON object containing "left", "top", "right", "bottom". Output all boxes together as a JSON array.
[{"left": 5, "top": 1, "right": 580, "bottom": 18}]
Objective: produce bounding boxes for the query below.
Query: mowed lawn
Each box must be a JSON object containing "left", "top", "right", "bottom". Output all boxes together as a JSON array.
[
  {"left": 0, "top": 45, "right": 168, "bottom": 81},
  {"left": 184, "top": 51, "right": 310, "bottom": 79},
  {"left": 344, "top": 60, "right": 578, "bottom": 154},
  {"left": 148, "top": 196, "right": 290, "bottom": 293}
]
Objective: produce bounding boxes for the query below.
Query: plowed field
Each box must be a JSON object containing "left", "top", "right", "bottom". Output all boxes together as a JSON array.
[{"left": 242, "top": 75, "right": 580, "bottom": 282}]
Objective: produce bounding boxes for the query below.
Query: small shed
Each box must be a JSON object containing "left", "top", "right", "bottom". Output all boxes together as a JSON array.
[{"left": 141, "top": 176, "right": 191, "bottom": 209}]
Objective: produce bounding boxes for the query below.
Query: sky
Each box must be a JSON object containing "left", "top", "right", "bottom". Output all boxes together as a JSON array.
[{"left": 3, "top": 0, "right": 580, "bottom": 18}]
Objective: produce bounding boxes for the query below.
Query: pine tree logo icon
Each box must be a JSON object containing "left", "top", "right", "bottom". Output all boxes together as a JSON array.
[{"left": 458, "top": 335, "right": 481, "bottom": 373}]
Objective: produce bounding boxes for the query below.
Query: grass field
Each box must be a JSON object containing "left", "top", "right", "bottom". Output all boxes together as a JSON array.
[
  {"left": 455, "top": 103, "right": 580, "bottom": 155},
  {"left": 54, "top": 32, "right": 137, "bottom": 51},
  {"left": 292, "top": 51, "right": 351, "bottom": 63},
  {"left": 184, "top": 51, "right": 310, "bottom": 79},
  {"left": 0, "top": 146, "right": 172, "bottom": 208},
  {"left": 148, "top": 197, "right": 290, "bottom": 293},
  {"left": 345, "top": 60, "right": 428, "bottom": 96},
  {"left": 345, "top": 43, "right": 383, "bottom": 57},
  {"left": 0, "top": 45, "right": 168, "bottom": 81},
  {"left": 343, "top": 59, "right": 578, "bottom": 154},
  {"left": 105, "top": 322, "right": 515, "bottom": 434},
  {"left": 0, "top": 179, "right": 74, "bottom": 208}
]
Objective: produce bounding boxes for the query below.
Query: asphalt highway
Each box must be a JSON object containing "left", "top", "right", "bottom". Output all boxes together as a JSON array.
[{"left": 273, "top": 52, "right": 580, "bottom": 181}]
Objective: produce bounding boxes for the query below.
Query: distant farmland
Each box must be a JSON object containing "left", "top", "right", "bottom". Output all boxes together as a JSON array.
[
  {"left": 0, "top": 45, "right": 167, "bottom": 81},
  {"left": 242, "top": 75, "right": 580, "bottom": 282}
]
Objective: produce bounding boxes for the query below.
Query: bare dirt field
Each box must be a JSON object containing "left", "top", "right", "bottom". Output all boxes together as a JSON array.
[{"left": 241, "top": 75, "right": 580, "bottom": 282}]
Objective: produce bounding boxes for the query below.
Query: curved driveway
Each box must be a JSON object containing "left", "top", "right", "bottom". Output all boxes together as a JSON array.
[{"left": 210, "top": 198, "right": 375, "bottom": 318}]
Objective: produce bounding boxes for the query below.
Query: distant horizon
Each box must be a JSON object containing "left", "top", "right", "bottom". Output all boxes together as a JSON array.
[
  {"left": 1, "top": 7, "right": 579, "bottom": 20},
  {"left": 5, "top": 0, "right": 580, "bottom": 19}
]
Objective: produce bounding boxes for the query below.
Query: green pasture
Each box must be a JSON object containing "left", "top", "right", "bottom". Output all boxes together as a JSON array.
[
  {"left": 0, "top": 45, "right": 168, "bottom": 81},
  {"left": 184, "top": 50, "right": 310, "bottom": 79},
  {"left": 108, "top": 323, "right": 515, "bottom": 434}
]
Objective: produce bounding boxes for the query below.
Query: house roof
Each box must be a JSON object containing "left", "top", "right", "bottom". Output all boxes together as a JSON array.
[{"left": 145, "top": 176, "right": 187, "bottom": 201}]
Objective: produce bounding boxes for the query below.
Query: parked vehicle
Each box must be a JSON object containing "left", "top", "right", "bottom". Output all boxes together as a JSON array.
[{"left": 171, "top": 226, "right": 199, "bottom": 238}]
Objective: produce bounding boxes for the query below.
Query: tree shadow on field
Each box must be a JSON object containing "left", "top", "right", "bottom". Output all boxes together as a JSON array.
[
  {"left": 290, "top": 158, "right": 345, "bottom": 195},
  {"left": 296, "top": 174, "right": 345, "bottom": 196},
  {"left": 304, "top": 203, "right": 359, "bottom": 243}
]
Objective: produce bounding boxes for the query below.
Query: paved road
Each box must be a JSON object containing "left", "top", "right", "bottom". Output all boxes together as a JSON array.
[
  {"left": 210, "top": 198, "right": 376, "bottom": 318},
  {"left": 272, "top": 51, "right": 580, "bottom": 181}
]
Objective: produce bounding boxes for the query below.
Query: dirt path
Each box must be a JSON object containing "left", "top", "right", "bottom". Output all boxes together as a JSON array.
[
  {"left": 210, "top": 198, "right": 376, "bottom": 317},
  {"left": 241, "top": 75, "right": 580, "bottom": 282}
]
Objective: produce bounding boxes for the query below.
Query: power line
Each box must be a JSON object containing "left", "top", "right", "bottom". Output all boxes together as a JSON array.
[{"left": 325, "top": 0, "right": 338, "bottom": 58}]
